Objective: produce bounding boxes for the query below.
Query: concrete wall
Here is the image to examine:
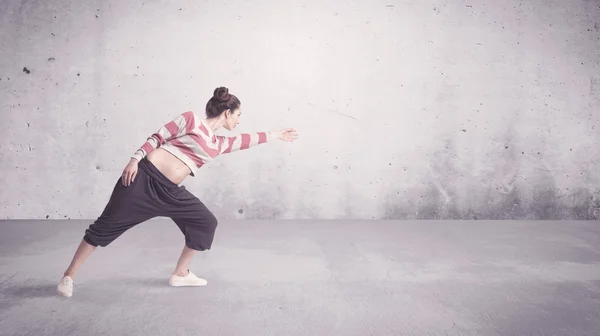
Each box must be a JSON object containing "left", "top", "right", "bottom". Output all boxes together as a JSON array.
[{"left": 1, "top": 0, "right": 599, "bottom": 220}]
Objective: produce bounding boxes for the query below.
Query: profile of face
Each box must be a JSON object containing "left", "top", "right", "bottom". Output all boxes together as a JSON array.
[{"left": 224, "top": 108, "right": 241, "bottom": 130}]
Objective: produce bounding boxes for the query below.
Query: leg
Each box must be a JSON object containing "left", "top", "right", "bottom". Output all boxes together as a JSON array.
[
  {"left": 169, "top": 194, "right": 219, "bottom": 252},
  {"left": 58, "top": 173, "right": 157, "bottom": 297},
  {"left": 62, "top": 207, "right": 146, "bottom": 281},
  {"left": 57, "top": 238, "right": 96, "bottom": 297},
  {"left": 173, "top": 244, "right": 197, "bottom": 276},
  {"left": 167, "top": 241, "right": 208, "bottom": 286},
  {"left": 165, "top": 192, "right": 218, "bottom": 287},
  {"left": 167, "top": 213, "right": 217, "bottom": 287},
  {"left": 58, "top": 211, "right": 153, "bottom": 297},
  {"left": 64, "top": 238, "right": 97, "bottom": 279}
]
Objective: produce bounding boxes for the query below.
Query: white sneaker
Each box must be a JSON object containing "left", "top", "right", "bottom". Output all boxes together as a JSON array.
[
  {"left": 57, "top": 276, "right": 73, "bottom": 297},
  {"left": 168, "top": 270, "right": 207, "bottom": 287}
]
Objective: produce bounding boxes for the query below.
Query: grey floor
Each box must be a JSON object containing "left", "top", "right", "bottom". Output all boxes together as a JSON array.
[{"left": 0, "top": 219, "right": 599, "bottom": 336}]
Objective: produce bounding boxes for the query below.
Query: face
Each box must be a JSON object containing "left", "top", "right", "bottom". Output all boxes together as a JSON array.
[{"left": 224, "top": 108, "right": 241, "bottom": 130}]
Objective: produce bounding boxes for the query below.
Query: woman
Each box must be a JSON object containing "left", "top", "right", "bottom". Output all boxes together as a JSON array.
[{"left": 57, "top": 86, "right": 299, "bottom": 297}]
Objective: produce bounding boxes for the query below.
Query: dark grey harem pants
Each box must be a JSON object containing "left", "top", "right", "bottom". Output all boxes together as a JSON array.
[{"left": 83, "top": 157, "right": 218, "bottom": 251}]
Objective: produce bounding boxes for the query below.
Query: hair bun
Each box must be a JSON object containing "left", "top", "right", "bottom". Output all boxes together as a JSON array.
[{"left": 214, "top": 87, "right": 230, "bottom": 102}]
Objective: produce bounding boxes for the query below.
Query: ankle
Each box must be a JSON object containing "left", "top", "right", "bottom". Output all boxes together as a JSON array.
[{"left": 173, "top": 269, "right": 190, "bottom": 277}]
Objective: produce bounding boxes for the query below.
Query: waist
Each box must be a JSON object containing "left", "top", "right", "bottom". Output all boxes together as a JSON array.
[{"left": 146, "top": 148, "right": 191, "bottom": 185}]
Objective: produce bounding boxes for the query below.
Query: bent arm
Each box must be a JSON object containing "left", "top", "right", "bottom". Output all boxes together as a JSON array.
[
  {"left": 218, "top": 130, "right": 277, "bottom": 155},
  {"left": 131, "top": 111, "right": 195, "bottom": 161}
]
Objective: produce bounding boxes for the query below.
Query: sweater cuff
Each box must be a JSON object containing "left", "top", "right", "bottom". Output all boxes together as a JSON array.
[{"left": 131, "top": 151, "right": 145, "bottom": 162}]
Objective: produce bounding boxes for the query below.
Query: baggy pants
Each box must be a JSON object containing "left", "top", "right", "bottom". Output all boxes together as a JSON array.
[{"left": 83, "top": 157, "right": 218, "bottom": 251}]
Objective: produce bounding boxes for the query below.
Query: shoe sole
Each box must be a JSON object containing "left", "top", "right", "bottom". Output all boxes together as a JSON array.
[
  {"left": 169, "top": 281, "right": 207, "bottom": 287},
  {"left": 57, "top": 290, "right": 72, "bottom": 297},
  {"left": 169, "top": 283, "right": 207, "bottom": 287}
]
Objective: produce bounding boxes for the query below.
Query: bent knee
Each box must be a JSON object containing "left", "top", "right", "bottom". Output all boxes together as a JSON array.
[{"left": 206, "top": 212, "right": 218, "bottom": 229}]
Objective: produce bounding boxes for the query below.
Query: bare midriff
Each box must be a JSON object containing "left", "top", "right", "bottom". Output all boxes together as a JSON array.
[{"left": 146, "top": 148, "right": 192, "bottom": 185}]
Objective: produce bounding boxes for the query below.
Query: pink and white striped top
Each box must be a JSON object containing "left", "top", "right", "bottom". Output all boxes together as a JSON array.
[{"left": 131, "top": 111, "right": 275, "bottom": 176}]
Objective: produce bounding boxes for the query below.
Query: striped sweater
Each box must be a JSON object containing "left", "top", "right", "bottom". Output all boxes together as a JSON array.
[{"left": 131, "top": 111, "right": 275, "bottom": 176}]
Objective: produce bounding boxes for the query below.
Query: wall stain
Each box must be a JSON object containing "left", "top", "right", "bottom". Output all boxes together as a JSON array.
[
  {"left": 378, "top": 119, "right": 600, "bottom": 220},
  {"left": 530, "top": 168, "right": 559, "bottom": 220}
]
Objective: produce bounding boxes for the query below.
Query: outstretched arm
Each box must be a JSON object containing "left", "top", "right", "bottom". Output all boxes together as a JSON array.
[
  {"left": 217, "top": 131, "right": 276, "bottom": 155},
  {"left": 131, "top": 111, "right": 195, "bottom": 161},
  {"left": 218, "top": 128, "right": 298, "bottom": 155}
]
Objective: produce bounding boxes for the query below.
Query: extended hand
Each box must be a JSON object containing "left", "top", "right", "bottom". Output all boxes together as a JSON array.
[{"left": 274, "top": 128, "right": 299, "bottom": 142}]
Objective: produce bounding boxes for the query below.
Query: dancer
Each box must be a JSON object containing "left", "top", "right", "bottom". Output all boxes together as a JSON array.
[{"left": 57, "top": 86, "right": 299, "bottom": 297}]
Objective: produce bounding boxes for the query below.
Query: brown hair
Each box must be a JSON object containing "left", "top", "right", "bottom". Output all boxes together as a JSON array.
[{"left": 205, "top": 86, "right": 241, "bottom": 118}]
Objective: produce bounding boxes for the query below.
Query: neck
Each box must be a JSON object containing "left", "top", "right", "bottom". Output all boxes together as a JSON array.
[{"left": 203, "top": 116, "right": 224, "bottom": 133}]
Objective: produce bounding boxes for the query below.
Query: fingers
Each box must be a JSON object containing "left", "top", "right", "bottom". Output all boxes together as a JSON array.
[
  {"left": 121, "top": 169, "right": 136, "bottom": 187},
  {"left": 284, "top": 130, "right": 299, "bottom": 142},
  {"left": 275, "top": 128, "right": 299, "bottom": 142}
]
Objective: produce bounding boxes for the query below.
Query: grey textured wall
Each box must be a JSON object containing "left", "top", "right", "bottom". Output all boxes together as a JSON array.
[{"left": 1, "top": 0, "right": 599, "bottom": 220}]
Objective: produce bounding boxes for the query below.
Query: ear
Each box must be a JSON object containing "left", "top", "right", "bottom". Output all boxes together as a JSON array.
[{"left": 224, "top": 109, "right": 231, "bottom": 118}]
